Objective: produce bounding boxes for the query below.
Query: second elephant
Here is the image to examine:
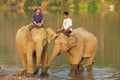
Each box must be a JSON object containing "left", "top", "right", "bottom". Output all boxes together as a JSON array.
[{"left": 42, "top": 28, "right": 98, "bottom": 77}]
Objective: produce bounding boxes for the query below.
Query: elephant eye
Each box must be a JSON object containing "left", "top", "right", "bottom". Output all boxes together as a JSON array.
[
  {"left": 60, "top": 43, "right": 62, "bottom": 46},
  {"left": 60, "top": 43, "right": 63, "bottom": 47}
]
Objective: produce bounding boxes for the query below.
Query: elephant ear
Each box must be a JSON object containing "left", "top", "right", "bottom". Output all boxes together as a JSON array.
[
  {"left": 46, "top": 28, "right": 57, "bottom": 43},
  {"left": 68, "top": 36, "right": 77, "bottom": 50}
]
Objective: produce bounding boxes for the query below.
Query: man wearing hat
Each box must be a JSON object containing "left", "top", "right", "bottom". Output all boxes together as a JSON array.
[{"left": 29, "top": 7, "right": 45, "bottom": 31}]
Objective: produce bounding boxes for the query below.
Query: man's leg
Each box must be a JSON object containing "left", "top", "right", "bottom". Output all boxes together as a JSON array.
[{"left": 29, "top": 24, "right": 36, "bottom": 31}]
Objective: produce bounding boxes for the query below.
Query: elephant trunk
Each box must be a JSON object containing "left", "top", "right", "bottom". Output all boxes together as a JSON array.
[
  {"left": 36, "top": 43, "right": 43, "bottom": 69},
  {"left": 44, "top": 43, "right": 60, "bottom": 72}
]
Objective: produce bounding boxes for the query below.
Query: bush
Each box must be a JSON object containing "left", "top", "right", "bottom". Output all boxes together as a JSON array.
[
  {"left": 115, "top": 2, "right": 120, "bottom": 9},
  {"left": 8, "top": 2, "right": 17, "bottom": 6},
  {"left": 47, "top": 0, "right": 68, "bottom": 8},
  {"left": 35, "top": 0, "right": 41, "bottom": 6},
  {"left": 79, "top": 2, "right": 88, "bottom": 9},
  {"left": 24, "top": 0, "right": 41, "bottom": 8},
  {"left": 88, "top": 0, "right": 98, "bottom": 9},
  {"left": 88, "top": 0, "right": 102, "bottom": 14},
  {"left": 73, "top": 0, "right": 79, "bottom": 8},
  {"left": 24, "top": 0, "right": 33, "bottom": 8}
]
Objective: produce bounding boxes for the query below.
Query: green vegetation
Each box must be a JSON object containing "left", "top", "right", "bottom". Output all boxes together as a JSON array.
[
  {"left": 24, "top": 0, "right": 41, "bottom": 8},
  {"left": 115, "top": 1, "right": 120, "bottom": 9},
  {"left": 0, "top": 0, "right": 119, "bottom": 12},
  {"left": 8, "top": 2, "right": 17, "bottom": 6}
]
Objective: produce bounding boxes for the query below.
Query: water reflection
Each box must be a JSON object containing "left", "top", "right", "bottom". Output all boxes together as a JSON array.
[
  {"left": 49, "top": 67, "right": 120, "bottom": 80},
  {"left": 0, "top": 9, "right": 120, "bottom": 79}
]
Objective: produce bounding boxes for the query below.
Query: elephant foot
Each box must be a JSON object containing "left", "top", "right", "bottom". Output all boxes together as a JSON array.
[
  {"left": 25, "top": 73, "right": 34, "bottom": 78},
  {"left": 69, "top": 64, "right": 78, "bottom": 77},
  {"left": 13, "top": 70, "right": 27, "bottom": 77},
  {"left": 87, "top": 65, "right": 92, "bottom": 72},
  {"left": 77, "top": 65, "right": 84, "bottom": 75},
  {"left": 40, "top": 72, "right": 49, "bottom": 78},
  {"left": 34, "top": 68, "right": 39, "bottom": 74}
]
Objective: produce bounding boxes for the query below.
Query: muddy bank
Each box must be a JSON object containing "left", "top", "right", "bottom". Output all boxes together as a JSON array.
[{"left": 0, "top": 68, "right": 61, "bottom": 80}]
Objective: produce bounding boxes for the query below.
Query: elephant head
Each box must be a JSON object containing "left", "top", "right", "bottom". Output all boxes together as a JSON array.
[
  {"left": 29, "top": 28, "right": 57, "bottom": 45},
  {"left": 42, "top": 33, "right": 76, "bottom": 75}
]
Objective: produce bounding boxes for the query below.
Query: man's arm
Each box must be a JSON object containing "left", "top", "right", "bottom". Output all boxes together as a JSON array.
[
  {"left": 66, "top": 26, "right": 72, "bottom": 30},
  {"left": 32, "top": 14, "right": 38, "bottom": 26},
  {"left": 60, "top": 26, "right": 64, "bottom": 30},
  {"left": 37, "top": 14, "right": 45, "bottom": 27}
]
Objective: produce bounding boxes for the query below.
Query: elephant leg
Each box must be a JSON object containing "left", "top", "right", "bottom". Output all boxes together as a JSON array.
[
  {"left": 26, "top": 42, "right": 34, "bottom": 77},
  {"left": 13, "top": 51, "right": 27, "bottom": 77},
  {"left": 40, "top": 46, "right": 49, "bottom": 77},
  {"left": 87, "top": 46, "right": 97, "bottom": 72},
  {"left": 78, "top": 58, "right": 84, "bottom": 74},
  {"left": 68, "top": 45, "right": 84, "bottom": 76},
  {"left": 19, "top": 52, "right": 27, "bottom": 73},
  {"left": 69, "top": 64, "right": 78, "bottom": 77}
]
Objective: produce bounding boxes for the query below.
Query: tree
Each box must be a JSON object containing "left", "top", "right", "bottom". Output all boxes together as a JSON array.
[{"left": 35, "top": 0, "right": 41, "bottom": 6}]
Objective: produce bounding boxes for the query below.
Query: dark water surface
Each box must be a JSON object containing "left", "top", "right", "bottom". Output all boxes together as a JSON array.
[{"left": 0, "top": 9, "right": 120, "bottom": 80}]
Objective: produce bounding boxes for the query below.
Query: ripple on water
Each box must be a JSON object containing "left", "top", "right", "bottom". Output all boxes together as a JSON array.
[
  {"left": 49, "top": 67, "right": 120, "bottom": 80},
  {"left": 0, "top": 67, "right": 120, "bottom": 80}
]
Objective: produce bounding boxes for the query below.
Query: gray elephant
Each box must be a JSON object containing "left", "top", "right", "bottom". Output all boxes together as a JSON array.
[
  {"left": 42, "top": 28, "right": 98, "bottom": 77},
  {"left": 15, "top": 24, "right": 56, "bottom": 77}
]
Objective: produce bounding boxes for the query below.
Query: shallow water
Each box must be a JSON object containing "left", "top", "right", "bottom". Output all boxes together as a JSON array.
[{"left": 0, "top": 9, "right": 120, "bottom": 79}]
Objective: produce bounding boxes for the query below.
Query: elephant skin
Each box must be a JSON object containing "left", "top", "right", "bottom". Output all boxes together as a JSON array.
[
  {"left": 43, "top": 28, "right": 98, "bottom": 76},
  {"left": 16, "top": 24, "right": 56, "bottom": 77}
]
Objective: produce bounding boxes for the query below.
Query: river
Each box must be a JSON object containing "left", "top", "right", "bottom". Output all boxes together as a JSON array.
[{"left": 0, "top": 9, "right": 120, "bottom": 80}]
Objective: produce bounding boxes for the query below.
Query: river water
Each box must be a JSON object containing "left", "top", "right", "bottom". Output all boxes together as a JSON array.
[{"left": 0, "top": 9, "right": 120, "bottom": 80}]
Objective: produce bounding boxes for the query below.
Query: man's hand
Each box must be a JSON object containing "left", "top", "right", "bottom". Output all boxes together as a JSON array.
[
  {"left": 56, "top": 29, "right": 61, "bottom": 33},
  {"left": 36, "top": 23, "right": 43, "bottom": 28}
]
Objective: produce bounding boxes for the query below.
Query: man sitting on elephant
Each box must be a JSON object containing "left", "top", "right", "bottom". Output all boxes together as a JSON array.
[
  {"left": 56, "top": 11, "right": 72, "bottom": 36},
  {"left": 29, "top": 7, "right": 45, "bottom": 31}
]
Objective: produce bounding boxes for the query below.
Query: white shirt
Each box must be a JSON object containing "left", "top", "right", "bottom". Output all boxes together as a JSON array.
[{"left": 63, "top": 18, "right": 72, "bottom": 31}]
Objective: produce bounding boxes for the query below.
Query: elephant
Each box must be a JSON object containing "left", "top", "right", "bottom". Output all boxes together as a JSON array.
[
  {"left": 42, "top": 28, "right": 98, "bottom": 77},
  {"left": 15, "top": 24, "right": 56, "bottom": 77}
]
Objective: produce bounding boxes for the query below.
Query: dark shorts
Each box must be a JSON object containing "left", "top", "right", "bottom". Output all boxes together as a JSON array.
[{"left": 63, "top": 30, "right": 72, "bottom": 36}]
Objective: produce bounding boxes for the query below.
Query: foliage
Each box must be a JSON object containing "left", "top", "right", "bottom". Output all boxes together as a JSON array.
[
  {"left": 0, "top": 6, "right": 3, "bottom": 10},
  {"left": 47, "top": 0, "right": 68, "bottom": 8},
  {"left": 69, "top": 4, "right": 75, "bottom": 8},
  {"left": 88, "top": 0, "right": 99, "bottom": 9},
  {"left": 79, "top": 2, "right": 88, "bottom": 9},
  {"left": 88, "top": 0, "right": 102, "bottom": 14},
  {"left": 73, "top": 0, "right": 79, "bottom": 8},
  {"left": 24, "top": 0, "right": 41, "bottom": 8},
  {"left": 35, "top": 0, "right": 41, "bottom": 6},
  {"left": 8, "top": 2, "right": 17, "bottom": 6},
  {"left": 115, "top": 1, "right": 120, "bottom": 9},
  {"left": 24, "top": 0, "right": 33, "bottom": 8}
]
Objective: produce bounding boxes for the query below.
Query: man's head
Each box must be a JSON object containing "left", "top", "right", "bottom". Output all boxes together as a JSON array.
[
  {"left": 34, "top": 7, "right": 41, "bottom": 14},
  {"left": 63, "top": 11, "right": 69, "bottom": 19}
]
